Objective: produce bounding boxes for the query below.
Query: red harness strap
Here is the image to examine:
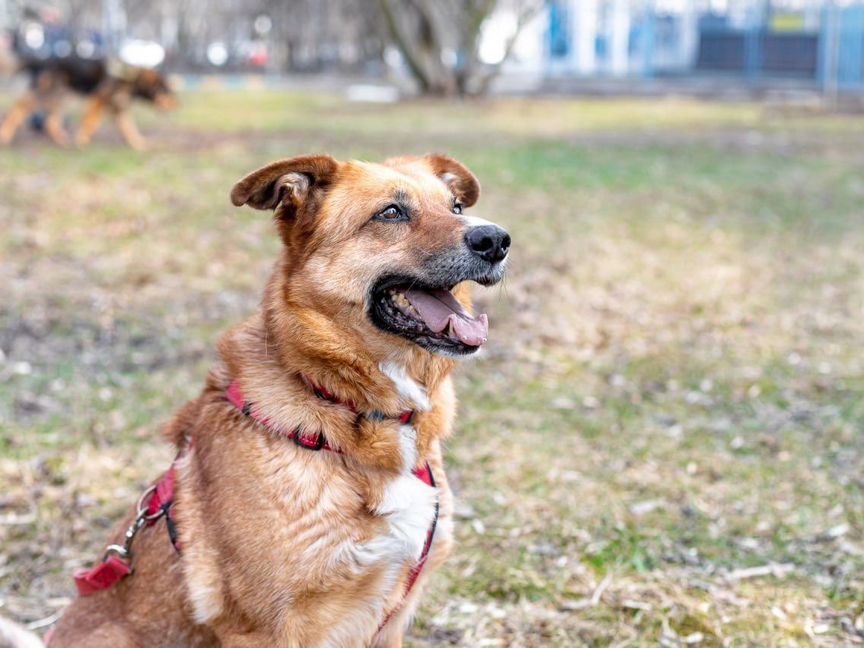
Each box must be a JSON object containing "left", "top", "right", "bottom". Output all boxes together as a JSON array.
[
  {"left": 73, "top": 377, "right": 437, "bottom": 633},
  {"left": 306, "top": 376, "right": 416, "bottom": 425},
  {"left": 74, "top": 555, "right": 131, "bottom": 596},
  {"left": 226, "top": 381, "right": 339, "bottom": 451},
  {"left": 227, "top": 379, "right": 415, "bottom": 450}
]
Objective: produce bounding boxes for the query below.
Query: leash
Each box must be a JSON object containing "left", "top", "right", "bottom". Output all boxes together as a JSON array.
[
  {"left": 73, "top": 376, "right": 439, "bottom": 633},
  {"left": 74, "top": 460, "right": 181, "bottom": 595}
]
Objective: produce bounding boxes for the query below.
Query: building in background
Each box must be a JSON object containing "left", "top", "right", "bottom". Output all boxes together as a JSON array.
[{"left": 492, "top": 0, "right": 864, "bottom": 94}]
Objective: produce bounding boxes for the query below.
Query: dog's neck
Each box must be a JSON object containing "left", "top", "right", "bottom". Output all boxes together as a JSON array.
[
  {"left": 220, "top": 263, "right": 456, "bottom": 407},
  {"left": 212, "top": 258, "right": 462, "bottom": 471},
  {"left": 273, "top": 318, "right": 455, "bottom": 416}
]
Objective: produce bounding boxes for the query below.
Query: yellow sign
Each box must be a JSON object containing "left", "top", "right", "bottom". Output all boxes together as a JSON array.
[{"left": 770, "top": 13, "right": 805, "bottom": 32}]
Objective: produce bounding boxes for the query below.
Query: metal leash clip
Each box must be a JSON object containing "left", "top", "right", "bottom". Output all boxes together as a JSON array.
[{"left": 102, "top": 483, "right": 166, "bottom": 565}]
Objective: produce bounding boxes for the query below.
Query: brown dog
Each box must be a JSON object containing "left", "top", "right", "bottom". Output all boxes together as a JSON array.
[
  {"left": 47, "top": 154, "right": 510, "bottom": 647},
  {"left": 0, "top": 56, "right": 175, "bottom": 150}
]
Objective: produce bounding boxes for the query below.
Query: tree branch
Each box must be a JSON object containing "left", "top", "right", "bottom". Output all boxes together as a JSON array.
[
  {"left": 476, "top": 0, "right": 544, "bottom": 94},
  {"left": 378, "top": 0, "right": 433, "bottom": 92}
]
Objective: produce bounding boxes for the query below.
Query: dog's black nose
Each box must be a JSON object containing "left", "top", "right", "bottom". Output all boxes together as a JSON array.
[{"left": 465, "top": 225, "right": 510, "bottom": 264}]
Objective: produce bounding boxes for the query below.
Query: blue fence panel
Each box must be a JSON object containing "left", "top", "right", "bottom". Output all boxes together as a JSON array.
[
  {"left": 838, "top": 6, "right": 864, "bottom": 89},
  {"left": 547, "top": 0, "right": 571, "bottom": 59},
  {"left": 699, "top": 27, "right": 818, "bottom": 79},
  {"left": 744, "top": 25, "right": 761, "bottom": 80}
]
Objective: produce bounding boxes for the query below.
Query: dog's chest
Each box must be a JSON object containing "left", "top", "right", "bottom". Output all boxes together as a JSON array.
[
  {"left": 354, "top": 425, "right": 439, "bottom": 567},
  {"left": 326, "top": 425, "right": 452, "bottom": 645}
]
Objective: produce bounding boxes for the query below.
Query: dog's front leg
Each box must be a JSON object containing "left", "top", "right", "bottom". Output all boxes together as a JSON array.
[
  {"left": 114, "top": 110, "right": 147, "bottom": 151},
  {"left": 76, "top": 98, "right": 106, "bottom": 148},
  {"left": 0, "top": 91, "right": 37, "bottom": 144},
  {"left": 44, "top": 106, "right": 70, "bottom": 147}
]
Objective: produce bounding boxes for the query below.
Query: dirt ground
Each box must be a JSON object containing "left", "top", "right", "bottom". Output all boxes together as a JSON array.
[{"left": 1, "top": 91, "right": 864, "bottom": 646}]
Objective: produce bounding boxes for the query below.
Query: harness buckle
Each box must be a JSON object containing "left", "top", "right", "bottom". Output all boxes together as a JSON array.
[
  {"left": 102, "top": 511, "right": 145, "bottom": 568},
  {"left": 136, "top": 484, "right": 167, "bottom": 522},
  {"left": 291, "top": 427, "right": 326, "bottom": 451},
  {"left": 100, "top": 482, "right": 168, "bottom": 567},
  {"left": 399, "top": 410, "right": 416, "bottom": 425},
  {"left": 103, "top": 544, "right": 130, "bottom": 561}
]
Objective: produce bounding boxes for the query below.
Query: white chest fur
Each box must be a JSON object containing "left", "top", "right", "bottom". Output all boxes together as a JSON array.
[
  {"left": 379, "top": 362, "right": 431, "bottom": 412},
  {"left": 375, "top": 432, "right": 438, "bottom": 561},
  {"left": 354, "top": 425, "right": 438, "bottom": 568}
]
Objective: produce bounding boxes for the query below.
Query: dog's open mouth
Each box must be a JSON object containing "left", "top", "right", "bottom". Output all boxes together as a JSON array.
[{"left": 371, "top": 279, "right": 489, "bottom": 355}]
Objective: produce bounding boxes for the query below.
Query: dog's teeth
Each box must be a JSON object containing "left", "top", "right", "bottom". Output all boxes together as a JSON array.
[{"left": 393, "top": 292, "right": 410, "bottom": 308}]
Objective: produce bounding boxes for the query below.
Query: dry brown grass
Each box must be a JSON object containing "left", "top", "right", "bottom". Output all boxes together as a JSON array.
[{"left": 1, "top": 91, "right": 863, "bottom": 646}]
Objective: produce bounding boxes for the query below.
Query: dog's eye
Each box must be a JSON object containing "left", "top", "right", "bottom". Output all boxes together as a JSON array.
[
  {"left": 375, "top": 205, "right": 406, "bottom": 222},
  {"left": 452, "top": 202, "right": 463, "bottom": 215}
]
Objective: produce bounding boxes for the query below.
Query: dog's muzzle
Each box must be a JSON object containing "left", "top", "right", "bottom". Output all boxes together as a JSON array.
[{"left": 368, "top": 223, "right": 510, "bottom": 356}]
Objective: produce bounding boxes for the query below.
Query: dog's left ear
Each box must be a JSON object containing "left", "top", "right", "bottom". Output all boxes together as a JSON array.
[
  {"left": 230, "top": 155, "right": 339, "bottom": 213},
  {"left": 424, "top": 154, "right": 480, "bottom": 208}
]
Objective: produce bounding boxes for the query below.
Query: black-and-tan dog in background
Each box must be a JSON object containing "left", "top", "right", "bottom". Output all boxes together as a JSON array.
[{"left": 0, "top": 46, "right": 176, "bottom": 150}]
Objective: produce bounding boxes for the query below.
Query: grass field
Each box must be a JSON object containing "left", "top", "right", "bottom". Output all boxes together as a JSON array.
[{"left": 1, "top": 89, "right": 864, "bottom": 647}]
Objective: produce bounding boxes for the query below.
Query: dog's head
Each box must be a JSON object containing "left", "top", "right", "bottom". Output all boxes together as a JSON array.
[
  {"left": 231, "top": 154, "right": 509, "bottom": 358},
  {"left": 131, "top": 68, "right": 177, "bottom": 111}
]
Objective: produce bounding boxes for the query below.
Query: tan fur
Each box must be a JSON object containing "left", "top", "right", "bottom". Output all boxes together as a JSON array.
[{"left": 48, "top": 154, "right": 496, "bottom": 647}]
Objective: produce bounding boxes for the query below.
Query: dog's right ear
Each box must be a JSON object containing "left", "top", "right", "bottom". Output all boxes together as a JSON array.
[{"left": 230, "top": 155, "right": 339, "bottom": 213}]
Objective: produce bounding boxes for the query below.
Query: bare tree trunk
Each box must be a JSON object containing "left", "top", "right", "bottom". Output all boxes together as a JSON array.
[
  {"left": 378, "top": 0, "right": 430, "bottom": 92},
  {"left": 377, "top": 0, "right": 542, "bottom": 97},
  {"left": 453, "top": 0, "right": 496, "bottom": 95}
]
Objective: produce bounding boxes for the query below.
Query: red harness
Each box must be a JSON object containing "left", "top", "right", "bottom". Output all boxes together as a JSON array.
[
  {"left": 74, "top": 462, "right": 181, "bottom": 596},
  {"left": 74, "top": 378, "right": 439, "bottom": 632}
]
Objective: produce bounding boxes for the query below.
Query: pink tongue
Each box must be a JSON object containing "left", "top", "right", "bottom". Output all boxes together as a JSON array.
[{"left": 405, "top": 288, "right": 489, "bottom": 347}]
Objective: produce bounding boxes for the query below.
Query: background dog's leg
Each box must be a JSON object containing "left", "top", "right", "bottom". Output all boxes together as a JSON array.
[
  {"left": 38, "top": 83, "right": 70, "bottom": 148},
  {"left": 114, "top": 111, "right": 147, "bottom": 151},
  {"left": 43, "top": 107, "right": 69, "bottom": 147},
  {"left": 76, "top": 99, "right": 106, "bottom": 148},
  {"left": 0, "top": 92, "right": 38, "bottom": 144}
]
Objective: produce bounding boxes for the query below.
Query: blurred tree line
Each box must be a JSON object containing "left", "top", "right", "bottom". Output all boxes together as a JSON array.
[{"left": 10, "top": 0, "right": 541, "bottom": 95}]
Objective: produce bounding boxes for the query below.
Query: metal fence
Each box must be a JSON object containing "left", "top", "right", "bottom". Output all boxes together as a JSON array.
[{"left": 544, "top": 1, "right": 864, "bottom": 94}]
